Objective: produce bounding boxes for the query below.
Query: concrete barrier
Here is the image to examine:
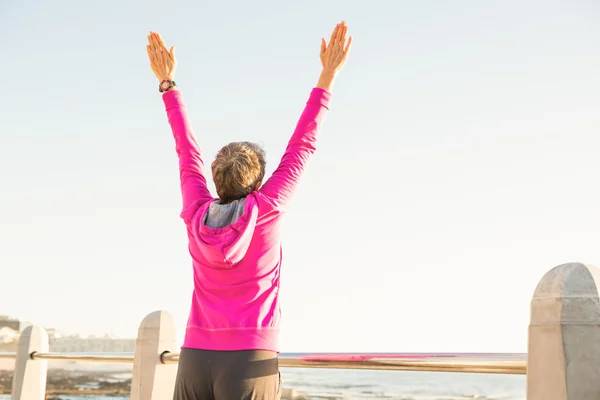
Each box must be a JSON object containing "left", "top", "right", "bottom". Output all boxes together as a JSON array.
[
  {"left": 527, "top": 262, "right": 600, "bottom": 399},
  {"left": 130, "top": 310, "right": 178, "bottom": 400},
  {"left": 11, "top": 326, "right": 49, "bottom": 400}
]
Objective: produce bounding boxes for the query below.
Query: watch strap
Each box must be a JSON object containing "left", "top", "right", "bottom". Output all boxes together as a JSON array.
[{"left": 159, "top": 80, "right": 177, "bottom": 93}]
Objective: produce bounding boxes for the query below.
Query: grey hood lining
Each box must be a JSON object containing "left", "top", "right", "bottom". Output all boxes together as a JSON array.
[{"left": 203, "top": 198, "right": 247, "bottom": 228}]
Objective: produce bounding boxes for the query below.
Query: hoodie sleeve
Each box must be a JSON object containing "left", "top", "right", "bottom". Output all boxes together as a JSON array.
[
  {"left": 259, "top": 88, "right": 331, "bottom": 210},
  {"left": 162, "top": 90, "right": 214, "bottom": 223}
]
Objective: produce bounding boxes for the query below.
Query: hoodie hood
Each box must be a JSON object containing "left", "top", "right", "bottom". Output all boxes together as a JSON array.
[{"left": 193, "top": 195, "right": 259, "bottom": 269}]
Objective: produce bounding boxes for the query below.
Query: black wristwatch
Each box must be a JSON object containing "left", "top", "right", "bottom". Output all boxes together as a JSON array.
[{"left": 159, "top": 79, "right": 176, "bottom": 93}]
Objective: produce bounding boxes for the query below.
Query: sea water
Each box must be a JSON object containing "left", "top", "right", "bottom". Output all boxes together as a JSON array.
[
  {"left": 0, "top": 368, "right": 526, "bottom": 400},
  {"left": 283, "top": 368, "right": 525, "bottom": 399}
]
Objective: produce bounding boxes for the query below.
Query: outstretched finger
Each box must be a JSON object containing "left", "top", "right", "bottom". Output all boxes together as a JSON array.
[
  {"left": 329, "top": 23, "right": 339, "bottom": 44},
  {"left": 156, "top": 33, "right": 167, "bottom": 49},
  {"left": 320, "top": 38, "right": 326, "bottom": 55},
  {"left": 147, "top": 45, "right": 158, "bottom": 67},
  {"left": 151, "top": 33, "right": 163, "bottom": 52},
  {"left": 146, "top": 46, "right": 158, "bottom": 73},
  {"left": 146, "top": 45, "right": 153, "bottom": 61},
  {"left": 340, "top": 25, "right": 348, "bottom": 44},
  {"left": 335, "top": 21, "right": 345, "bottom": 43},
  {"left": 344, "top": 36, "right": 353, "bottom": 53},
  {"left": 148, "top": 33, "right": 157, "bottom": 52}
]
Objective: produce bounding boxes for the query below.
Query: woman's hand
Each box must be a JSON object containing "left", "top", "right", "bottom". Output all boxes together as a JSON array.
[
  {"left": 320, "top": 21, "right": 352, "bottom": 74},
  {"left": 146, "top": 31, "right": 177, "bottom": 82},
  {"left": 317, "top": 21, "right": 352, "bottom": 92}
]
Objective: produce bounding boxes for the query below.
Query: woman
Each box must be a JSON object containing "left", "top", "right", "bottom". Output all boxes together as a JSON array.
[{"left": 146, "top": 21, "right": 352, "bottom": 400}]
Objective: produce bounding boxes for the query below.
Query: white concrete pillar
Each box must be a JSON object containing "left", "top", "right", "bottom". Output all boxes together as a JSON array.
[
  {"left": 131, "top": 310, "right": 178, "bottom": 400},
  {"left": 527, "top": 262, "right": 600, "bottom": 399},
  {"left": 11, "top": 325, "right": 49, "bottom": 400}
]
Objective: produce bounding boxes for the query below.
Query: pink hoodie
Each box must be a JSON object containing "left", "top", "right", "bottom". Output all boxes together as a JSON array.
[{"left": 163, "top": 87, "right": 331, "bottom": 352}]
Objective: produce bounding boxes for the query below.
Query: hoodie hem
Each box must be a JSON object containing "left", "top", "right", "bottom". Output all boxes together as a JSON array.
[{"left": 183, "top": 326, "right": 280, "bottom": 353}]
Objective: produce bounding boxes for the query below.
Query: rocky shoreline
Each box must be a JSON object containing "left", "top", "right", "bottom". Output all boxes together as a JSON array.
[
  {"left": 0, "top": 369, "right": 131, "bottom": 397},
  {"left": 0, "top": 368, "right": 306, "bottom": 399}
]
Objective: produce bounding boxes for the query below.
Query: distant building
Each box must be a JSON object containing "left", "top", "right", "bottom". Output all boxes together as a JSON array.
[
  {"left": 0, "top": 315, "right": 33, "bottom": 333},
  {"left": 0, "top": 315, "right": 21, "bottom": 332},
  {"left": 0, "top": 315, "right": 136, "bottom": 352},
  {"left": 49, "top": 335, "right": 136, "bottom": 353}
]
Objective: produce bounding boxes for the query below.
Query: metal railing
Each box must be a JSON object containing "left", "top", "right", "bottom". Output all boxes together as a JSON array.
[
  {"left": 163, "top": 352, "right": 526, "bottom": 375},
  {"left": 0, "top": 350, "right": 527, "bottom": 374}
]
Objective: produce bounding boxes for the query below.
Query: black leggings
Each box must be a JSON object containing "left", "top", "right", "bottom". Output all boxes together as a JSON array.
[{"left": 173, "top": 348, "right": 282, "bottom": 400}]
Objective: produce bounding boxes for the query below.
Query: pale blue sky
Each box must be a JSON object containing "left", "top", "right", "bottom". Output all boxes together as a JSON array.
[{"left": 1, "top": 0, "right": 599, "bottom": 352}]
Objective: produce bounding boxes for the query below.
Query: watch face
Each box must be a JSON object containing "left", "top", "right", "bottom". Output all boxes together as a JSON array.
[{"left": 161, "top": 81, "right": 170, "bottom": 90}]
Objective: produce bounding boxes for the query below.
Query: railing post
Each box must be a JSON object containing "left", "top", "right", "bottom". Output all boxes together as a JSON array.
[
  {"left": 131, "top": 310, "right": 178, "bottom": 400},
  {"left": 11, "top": 325, "right": 49, "bottom": 400},
  {"left": 527, "top": 262, "right": 600, "bottom": 399}
]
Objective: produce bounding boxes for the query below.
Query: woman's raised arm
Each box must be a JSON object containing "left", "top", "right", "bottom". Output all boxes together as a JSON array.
[
  {"left": 259, "top": 21, "right": 352, "bottom": 209},
  {"left": 147, "top": 32, "right": 213, "bottom": 223}
]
